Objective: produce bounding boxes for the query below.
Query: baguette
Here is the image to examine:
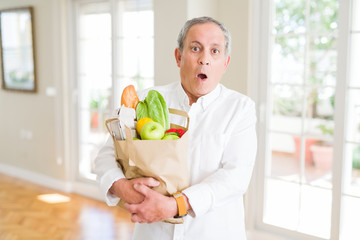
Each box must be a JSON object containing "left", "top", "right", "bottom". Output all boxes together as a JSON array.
[{"left": 121, "top": 85, "right": 139, "bottom": 109}]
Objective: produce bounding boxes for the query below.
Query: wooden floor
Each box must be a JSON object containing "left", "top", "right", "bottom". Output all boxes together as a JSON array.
[{"left": 0, "top": 173, "right": 134, "bottom": 240}]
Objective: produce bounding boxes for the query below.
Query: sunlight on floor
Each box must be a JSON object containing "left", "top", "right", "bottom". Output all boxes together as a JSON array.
[{"left": 37, "top": 193, "right": 71, "bottom": 204}]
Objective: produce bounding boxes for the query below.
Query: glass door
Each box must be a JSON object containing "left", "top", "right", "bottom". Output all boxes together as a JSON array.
[
  {"left": 262, "top": 0, "right": 338, "bottom": 238},
  {"left": 76, "top": 1, "right": 113, "bottom": 181},
  {"left": 339, "top": 0, "right": 360, "bottom": 239},
  {"left": 256, "top": 0, "right": 360, "bottom": 239},
  {"left": 73, "top": 0, "right": 154, "bottom": 182}
]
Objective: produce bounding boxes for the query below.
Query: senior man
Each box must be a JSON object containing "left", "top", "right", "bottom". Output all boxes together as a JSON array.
[{"left": 95, "top": 16, "right": 257, "bottom": 240}]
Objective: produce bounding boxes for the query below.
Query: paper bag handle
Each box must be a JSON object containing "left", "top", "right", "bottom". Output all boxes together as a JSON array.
[{"left": 168, "top": 108, "right": 189, "bottom": 131}]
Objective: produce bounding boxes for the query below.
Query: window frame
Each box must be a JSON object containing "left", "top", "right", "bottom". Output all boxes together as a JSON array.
[
  {"left": 251, "top": 0, "right": 354, "bottom": 239},
  {"left": 70, "top": 0, "right": 154, "bottom": 186}
]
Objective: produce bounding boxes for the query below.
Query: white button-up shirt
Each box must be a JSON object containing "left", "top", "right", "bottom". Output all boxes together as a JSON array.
[{"left": 94, "top": 82, "right": 257, "bottom": 240}]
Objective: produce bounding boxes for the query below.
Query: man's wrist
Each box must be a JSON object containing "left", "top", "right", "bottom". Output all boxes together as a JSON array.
[
  {"left": 109, "top": 178, "right": 126, "bottom": 195},
  {"left": 169, "top": 196, "right": 178, "bottom": 218},
  {"left": 172, "top": 192, "right": 188, "bottom": 218}
]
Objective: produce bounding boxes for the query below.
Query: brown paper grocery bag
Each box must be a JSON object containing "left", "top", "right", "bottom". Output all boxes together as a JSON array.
[{"left": 105, "top": 108, "right": 189, "bottom": 224}]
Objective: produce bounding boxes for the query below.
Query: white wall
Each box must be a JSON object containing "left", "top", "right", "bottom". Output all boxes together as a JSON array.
[
  {"left": 0, "top": 0, "right": 69, "bottom": 184},
  {"left": 218, "top": 0, "right": 252, "bottom": 94},
  {"left": 153, "top": 0, "right": 187, "bottom": 86}
]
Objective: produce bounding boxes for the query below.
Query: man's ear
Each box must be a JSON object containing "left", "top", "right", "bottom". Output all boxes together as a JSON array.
[
  {"left": 224, "top": 56, "right": 230, "bottom": 70},
  {"left": 175, "top": 48, "right": 182, "bottom": 67}
]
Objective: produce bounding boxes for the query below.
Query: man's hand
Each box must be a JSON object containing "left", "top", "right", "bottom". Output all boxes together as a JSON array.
[
  {"left": 109, "top": 177, "right": 159, "bottom": 204},
  {"left": 124, "top": 183, "right": 178, "bottom": 223}
]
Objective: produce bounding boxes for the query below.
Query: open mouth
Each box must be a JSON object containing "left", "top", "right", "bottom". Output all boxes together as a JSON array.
[{"left": 197, "top": 73, "right": 208, "bottom": 80}]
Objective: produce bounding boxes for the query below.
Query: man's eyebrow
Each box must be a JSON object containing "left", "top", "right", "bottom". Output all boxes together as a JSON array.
[
  {"left": 190, "top": 41, "right": 221, "bottom": 47},
  {"left": 190, "top": 41, "right": 201, "bottom": 45}
]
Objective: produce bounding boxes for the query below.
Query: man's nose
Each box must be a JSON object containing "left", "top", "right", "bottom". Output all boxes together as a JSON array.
[{"left": 198, "top": 53, "right": 210, "bottom": 65}]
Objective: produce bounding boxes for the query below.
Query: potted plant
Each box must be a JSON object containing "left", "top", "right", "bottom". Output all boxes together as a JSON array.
[
  {"left": 310, "top": 123, "right": 334, "bottom": 171},
  {"left": 90, "top": 94, "right": 108, "bottom": 129},
  {"left": 293, "top": 136, "right": 317, "bottom": 164},
  {"left": 306, "top": 88, "right": 335, "bottom": 171},
  {"left": 292, "top": 92, "right": 335, "bottom": 166}
]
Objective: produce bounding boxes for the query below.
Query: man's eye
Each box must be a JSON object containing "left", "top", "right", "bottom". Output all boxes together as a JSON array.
[
  {"left": 192, "top": 46, "right": 200, "bottom": 52},
  {"left": 212, "top": 49, "right": 220, "bottom": 54}
]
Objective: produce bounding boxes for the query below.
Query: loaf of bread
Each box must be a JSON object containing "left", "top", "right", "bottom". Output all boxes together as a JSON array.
[{"left": 121, "top": 85, "right": 139, "bottom": 109}]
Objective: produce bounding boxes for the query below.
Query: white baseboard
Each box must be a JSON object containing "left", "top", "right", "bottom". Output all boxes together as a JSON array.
[
  {"left": 0, "top": 162, "right": 72, "bottom": 192},
  {"left": 71, "top": 180, "right": 103, "bottom": 201},
  {"left": 247, "top": 230, "right": 291, "bottom": 240},
  {"left": 0, "top": 162, "right": 103, "bottom": 202},
  {"left": 0, "top": 163, "right": 104, "bottom": 201}
]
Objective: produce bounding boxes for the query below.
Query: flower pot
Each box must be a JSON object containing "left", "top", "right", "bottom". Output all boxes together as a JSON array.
[
  {"left": 293, "top": 136, "right": 317, "bottom": 164},
  {"left": 310, "top": 144, "right": 333, "bottom": 171},
  {"left": 91, "top": 111, "right": 99, "bottom": 129}
]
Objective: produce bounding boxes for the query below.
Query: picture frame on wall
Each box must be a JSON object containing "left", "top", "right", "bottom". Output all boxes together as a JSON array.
[{"left": 0, "top": 7, "right": 37, "bottom": 92}]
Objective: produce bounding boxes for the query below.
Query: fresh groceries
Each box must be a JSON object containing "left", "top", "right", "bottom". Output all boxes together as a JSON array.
[
  {"left": 111, "top": 85, "right": 191, "bottom": 137},
  {"left": 119, "top": 106, "right": 136, "bottom": 129},
  {"left": 108, "top": 106, "right": 136, "bottom": 140},
  {"left": 110, "top": 85, "right": 186, "bottom": 141},
  {"left": 136, "top": 90, "right": 170, "bottom": 130},
  {"left": 106, "top": 85, "right": 139, "bottom": 140},
  {"left": 136, "top": 117, "right": 153, "bottom": 135},
  {"left": 105, "top": 85, "right": 189, "bottom": 224},
  {"left": 165, "top": 128, "right": 186, "bottom": 138},
  {"left": 140, "top": 121, "right": 165, "bottom": 140},
  {"left": 162, "top": 134, "right": 180, "bottom": 140},
  {"left": 121, "top": 85, "right": 139, "bottom": 109}
]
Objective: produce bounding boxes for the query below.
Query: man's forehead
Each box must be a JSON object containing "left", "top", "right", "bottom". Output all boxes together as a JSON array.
[
  {"left": 185, "top": 23, "right": 225, "bottom": 45},
  {"left": 188, "top": 22, "right": 222, "bottom": 33}
]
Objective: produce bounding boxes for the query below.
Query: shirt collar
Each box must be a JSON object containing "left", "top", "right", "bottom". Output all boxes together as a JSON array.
[
  {"left": 176, "top": 82, "right": 222, "bottom": 112},
  {"left": 176, "top": 82, "right": 190, "bottom": 111}
]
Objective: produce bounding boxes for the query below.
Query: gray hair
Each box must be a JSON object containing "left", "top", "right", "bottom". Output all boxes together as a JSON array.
[{"left": 177, "top": 16, "right": 231, "bottom": 56}]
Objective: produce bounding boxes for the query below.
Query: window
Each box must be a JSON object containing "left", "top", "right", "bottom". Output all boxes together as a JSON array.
[
  {"left": 73, "top": 0, "right": 153, "bottom": 181},
  {"left": 340, "top": 0, "right": 360, "bottom": 239},
  {"left": 255, "top": 0, "right": 360, "bottom": 239}
]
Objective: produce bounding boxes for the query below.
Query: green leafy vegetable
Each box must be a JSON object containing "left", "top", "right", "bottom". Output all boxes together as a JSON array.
[
  {"left": 136, "top": 101, "right": 148, "bottom": 120},
  {"left": 136, "top": 90, "right": 170, "bottom": 130}
]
